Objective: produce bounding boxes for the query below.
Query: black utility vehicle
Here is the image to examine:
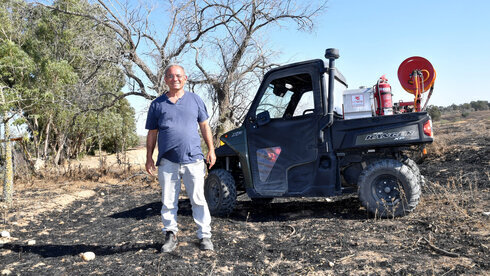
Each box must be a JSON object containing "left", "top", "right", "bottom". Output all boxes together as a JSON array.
[{"left": 204, "top": 48, "right": 433, "bottom": 217}]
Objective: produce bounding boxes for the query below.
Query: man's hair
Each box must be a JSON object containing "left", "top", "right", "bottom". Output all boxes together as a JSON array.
[{"left": 164, "top": 64, "right": 186, "bottom": 76}]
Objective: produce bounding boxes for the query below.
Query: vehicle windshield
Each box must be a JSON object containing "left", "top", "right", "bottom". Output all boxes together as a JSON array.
[{"left": 255, "top": 73, "right": 314, "bottom": 119}]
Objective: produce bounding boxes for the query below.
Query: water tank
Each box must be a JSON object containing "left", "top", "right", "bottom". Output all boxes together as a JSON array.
[{"left": 343, "top": 88, "right": 375, "bottom": 120}]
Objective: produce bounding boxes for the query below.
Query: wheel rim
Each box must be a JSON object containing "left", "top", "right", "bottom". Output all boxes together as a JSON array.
[
  {"left": 372, "top": 174, "right": 402, "bottom": 206},
  {"left": 205, "top": 176, "right": 222, "bottom": 210}
]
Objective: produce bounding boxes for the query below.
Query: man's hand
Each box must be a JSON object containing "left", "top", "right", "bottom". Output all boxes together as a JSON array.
[
  {"left": 146, "top": 158, "right": 156, "bottom": 176},
  {"left": 199, "top": 120, "right": 216, "bottom": 169},
  {"left": 206, "top": 150, "right": 216, "bottom": 169},
  {"left": 146, "top": 129, "right": 158, "bottom": 176}
]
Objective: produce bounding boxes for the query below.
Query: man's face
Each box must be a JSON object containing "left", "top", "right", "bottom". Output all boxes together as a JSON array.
[{"left": 164, "top": 66, "right": 187, "bottom": 91}]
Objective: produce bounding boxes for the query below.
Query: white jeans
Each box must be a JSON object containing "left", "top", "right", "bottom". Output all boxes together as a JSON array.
[{"left": 158, "top": 158, "right": 212, "bottom": 239}]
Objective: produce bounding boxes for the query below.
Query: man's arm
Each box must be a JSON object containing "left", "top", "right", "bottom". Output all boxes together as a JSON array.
[
  {"left": 199, "top": 120, "right": 216, "bottom": 169},
  {"left": 146, "top": 129, "right": 158, "bottom": 175}
]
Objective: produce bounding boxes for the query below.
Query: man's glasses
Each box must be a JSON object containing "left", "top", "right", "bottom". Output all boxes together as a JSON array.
[{"left": 165, "top": 74, "right": 185, "bottom": 80}]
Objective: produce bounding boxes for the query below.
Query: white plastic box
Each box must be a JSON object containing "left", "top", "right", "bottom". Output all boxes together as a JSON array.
[{"left": 343, "top": 88, "right": 375, "bottom": 120}]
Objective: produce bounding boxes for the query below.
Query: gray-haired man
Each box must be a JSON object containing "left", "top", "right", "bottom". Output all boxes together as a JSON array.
[{"left": 145, "top": 64, "right": 216, "bottom": 252}]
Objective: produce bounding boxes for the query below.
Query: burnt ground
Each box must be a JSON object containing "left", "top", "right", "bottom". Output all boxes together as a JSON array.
[{"left": 1, "top": 110, "right": 489, "bottom": 275}]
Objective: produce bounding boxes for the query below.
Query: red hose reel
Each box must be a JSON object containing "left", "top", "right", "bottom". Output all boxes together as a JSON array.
[{"left": 398, "top": 56, "right": 436, "bottom": 112}]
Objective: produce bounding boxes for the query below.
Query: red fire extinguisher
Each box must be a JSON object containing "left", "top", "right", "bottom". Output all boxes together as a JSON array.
[{"left": 374, "top": 75, "right": 393, "bottom": 116}]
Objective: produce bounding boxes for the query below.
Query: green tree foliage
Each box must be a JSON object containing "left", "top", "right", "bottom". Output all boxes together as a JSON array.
[
  {"left": 1, "top": 0, "right": 138, "bottom": 166},
  {"left": 470, "top": 100, "right": 489, "bottom": 111},
  {"left": 0, "top": 41, "right": 35, "bottom": 90},
  {"left": 461, "top": 103, "right": 471, "bottom": 111},
  {"left": 438, "top": 101, "right": 489, "bottom": 114},
  {"left": 0, "top": 0, "right": 36, "bottom": 106},
  {"left": 97, "top": 97, "right": 139, "bottom": 154},
  {"left": 427, "top": 105, "right": 441, "bottom": 121}
]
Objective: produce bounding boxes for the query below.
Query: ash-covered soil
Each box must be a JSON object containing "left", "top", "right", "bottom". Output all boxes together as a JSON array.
[{"left": 1, "top": 111, "right": 489, "bottom": 275}]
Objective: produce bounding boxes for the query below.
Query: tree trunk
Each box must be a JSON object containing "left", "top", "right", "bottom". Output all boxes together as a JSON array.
[
  {"left": 1, "top": 86, "right": 14, "bottom": 204},
  {"left": 2, "top": 112, "right": 14, "bottom": 205},
  {"left": 215, "top": 106, "right": 235, "bottom": 142},
  {"left": 98, "top": 133, "right": 103, "bottom": 170},
  {"left": 43, "top": 115, "right": 51, "bottom": 160},
  {"left": 53, "top": 134, "right": 65, "bottom": 165},
  {"left": 214, "top": 85, "right": 235, "bottom": 142},
  {"left": 28, "top": 115, "right": 41, "bottom": 160}
]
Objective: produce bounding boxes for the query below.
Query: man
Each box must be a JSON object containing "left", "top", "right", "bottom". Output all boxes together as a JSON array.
[{"left": 145, "top": 64, "right": 216, "bottom": 252}]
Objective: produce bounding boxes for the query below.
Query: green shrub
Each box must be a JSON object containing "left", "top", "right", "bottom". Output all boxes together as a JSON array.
[{"left": 428, "top": 105, "right": 442, "bottom": 121}]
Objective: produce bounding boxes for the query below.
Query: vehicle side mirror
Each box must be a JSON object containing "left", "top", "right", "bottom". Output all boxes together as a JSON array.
[{"left": 256, "top": 111, "right": 271, "bottom": 126}]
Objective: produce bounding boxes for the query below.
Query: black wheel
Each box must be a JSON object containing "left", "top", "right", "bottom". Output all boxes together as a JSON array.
[
  {"left": 358, "top": 159, "right": 420, "bottom": 217},
  {"left": 402, "top": 157, "right": 426, "bottom": 187},
  {"left": 204, "top": 169, "right": 237, "bottom": 216}
]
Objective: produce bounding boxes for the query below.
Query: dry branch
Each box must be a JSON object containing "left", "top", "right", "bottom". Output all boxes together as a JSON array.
[
  {"left": 422, "top": 237, "right": 460, "bottom": 258},
  {"left": 285, "top": 225, "right": 296, "bottom": 238}
]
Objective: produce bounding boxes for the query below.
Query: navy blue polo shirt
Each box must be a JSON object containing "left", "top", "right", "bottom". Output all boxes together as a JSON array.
[{"left": 145, "top": 91, "right": 209, "bottom": 165}]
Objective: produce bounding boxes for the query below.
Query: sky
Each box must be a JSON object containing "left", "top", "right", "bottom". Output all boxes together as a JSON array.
[{"left": 131, "top": 0, "right": 490, "bottom": 135}]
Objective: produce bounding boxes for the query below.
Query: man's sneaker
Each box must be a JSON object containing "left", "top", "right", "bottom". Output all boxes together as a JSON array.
[
  {"left": 161, "top": 231, "right": 177, "bottom": 253},
  {"left": 200, "top": 238, "right": 214, "bottom": 251}
]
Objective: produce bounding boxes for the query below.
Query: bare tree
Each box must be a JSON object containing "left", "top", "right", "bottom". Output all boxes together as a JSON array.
[
  {"left": 43, "top": 0, "right": 237, "bottom": 99},
  {"left": 189, "top": 0, "right": 327, "bottom": 139},
  {"left": 42, "top": 0, "right": 327, "bottom": 140}
]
